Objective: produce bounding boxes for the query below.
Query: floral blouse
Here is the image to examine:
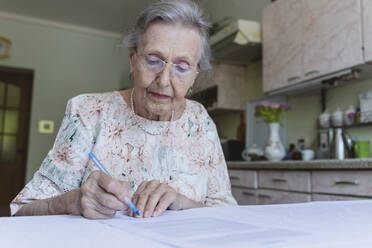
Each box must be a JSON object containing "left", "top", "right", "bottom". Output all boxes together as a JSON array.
[{"left": 10, "top": 91, "right": 237, "bottom": 215}]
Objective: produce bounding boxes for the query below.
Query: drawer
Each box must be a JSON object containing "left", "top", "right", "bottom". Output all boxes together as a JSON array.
[
  {"left": 231, "top": 187, "right": 257, "bottom": 205},
  {"left": 312, "top": 171, "right": 372, "bottom": 197},
  {"left": 311, "top": 193, "right": 368, "bottom": 201},
  {"left": 256, "top": 189, "right": 311, "bottom": 205},
  {"left": 228, "top": 170, "right": 257, "bottom": 188},
  {"left": 258, "top": 170, "right": 311, "bottom": 192}
]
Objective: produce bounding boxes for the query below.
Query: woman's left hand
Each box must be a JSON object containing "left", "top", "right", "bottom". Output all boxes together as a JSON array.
[{"left": 131, "top": 180, "right": 203, "bottom": 218}]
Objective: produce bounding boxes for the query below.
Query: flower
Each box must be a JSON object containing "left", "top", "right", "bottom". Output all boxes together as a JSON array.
[{"left": 255, "top": 101, "right": 294, "bottom": 123}]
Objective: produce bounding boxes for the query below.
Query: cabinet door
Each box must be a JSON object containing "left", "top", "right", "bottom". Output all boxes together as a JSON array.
[
  {"left": 256, "top": 189, "right": 311, "bottom": 205},
  {"left": 312, "top": 171, "right": 372, "bottom": 197},
  {"left": 258, "top": 170, "right": 311, "bottom": 193},
  {"left": 229, "top": 169, "right": 257, "bottom": 188},
  {"left": 262, "top": 0, "right": 306, "bottom": 92},
  {"left": 363, "top": 0, "right": 372, "bottom": 62},
  {"left": 302, "top": 0, "right": 363, "bottom": 80},
  {"left": 231, "top": 187, "right": 257, "bottom": 205},
  {"left": 312, "top": 193, "right": 367, "bottom": 201}
]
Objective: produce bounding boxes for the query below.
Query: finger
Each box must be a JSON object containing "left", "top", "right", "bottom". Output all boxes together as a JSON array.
[
  {"left": 82, "top": 207, "right": 115, "bottom": 220},
  {"left": 153, "top": 192, "right": 177, "bottom": 217},
  {"left": 144, "top": 184, "right": 168, "bottom": 218},
  {"left": 131, "top": 181, "right": 149, "bottom": 217},
  {"left": 135, "top": 180, "right": 160, "bottom": 217},
  {"left": 93, "top": 184, "right": 127, "bottom": 211},
  {"left": 97, "top": 173, "right": 131, "bottom": 204},
  {"left": 81, "top": 195, "right": 116, "bottom": 219}
]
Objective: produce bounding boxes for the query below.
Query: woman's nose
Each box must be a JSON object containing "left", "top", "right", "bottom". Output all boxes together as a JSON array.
[{"left": 157, "top": 63, "right": 172, "bottom": 87}]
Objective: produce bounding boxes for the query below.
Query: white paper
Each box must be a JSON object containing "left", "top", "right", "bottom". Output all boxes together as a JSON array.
[{"left": 2, "top": 200, "right": 372, "bottom": 248}]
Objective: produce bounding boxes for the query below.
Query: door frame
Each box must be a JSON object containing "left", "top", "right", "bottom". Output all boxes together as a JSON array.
[{"left": 0, "top": 65, "right": 33, "bottom": 187}]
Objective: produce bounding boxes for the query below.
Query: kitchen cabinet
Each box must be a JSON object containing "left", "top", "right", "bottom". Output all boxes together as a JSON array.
[
  {"left": 363, "top": 0, "right": 372, "bottom": 62},
  {"left": 263, "top": 0, "right": 364, "bottom": 93},
  {"left": 258, "top": 170, "right": 311, "bottom": 192},
  {"left": 228, "top": 167, "right": 372, "bottom": 205},
  {"left": 255, "top": 189, "right": 311, "bottom": 205},
  {"left": 302, "top": 0, "right": 363, "bottom": 80},
  {"left": 312, "top": 171, "right": 372, "bottom": 196},
  {"left": 191, "top": 63, "right": 247, "bottom": 114},
  {"left": 262, "top": 0, "right": 305, "bottom": 92}
]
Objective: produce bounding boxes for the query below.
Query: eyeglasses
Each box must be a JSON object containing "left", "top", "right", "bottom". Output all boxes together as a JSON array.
[{"left": 137, "top": 53, "right": 198, "bottom": 81}]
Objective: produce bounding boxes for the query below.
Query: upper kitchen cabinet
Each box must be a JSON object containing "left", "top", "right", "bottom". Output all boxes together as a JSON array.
[
  {"left": 363, "top": 0, "right": 372, "bottom": 62},
  {"left": 262, "top": 0, "right": 306, "bottom": 92},
  {"left": 263, "top": 0, "right": 364, "bottom": 93},
  {"left": 191, "top": 63, "right": 247, "bottom": 114},
  {"left": 302, "top": 0, "right": 363, "bottom": 80}
]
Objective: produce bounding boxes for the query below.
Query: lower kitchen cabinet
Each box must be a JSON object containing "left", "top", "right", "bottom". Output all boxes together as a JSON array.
[
  {"left": 311, "top": 193, "right": 366, "bottom": 201},
  {"left": 231, "top": 187, "right": 257, "bottom": 205},
  {"left": 255, "top": 189, "right": 311, "bottom": 205},
  {"left": 229, "top": 168, "right": 372, "bottom": 206}
]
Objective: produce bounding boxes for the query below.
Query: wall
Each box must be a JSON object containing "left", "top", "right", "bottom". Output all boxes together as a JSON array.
[
  {"left": 287, "top": 79, "right": 372, "bottom": 150},
  {"left": 0, "top": 17, "right": 131, "bottom": 181}
]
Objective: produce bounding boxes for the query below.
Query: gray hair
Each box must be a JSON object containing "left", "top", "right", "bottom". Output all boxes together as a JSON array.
[{"left": 125, "top": 0, "right": 212, "bottom": 73}]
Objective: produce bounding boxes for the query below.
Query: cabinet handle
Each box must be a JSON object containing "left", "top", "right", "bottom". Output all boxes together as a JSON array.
[
  {"left": 287, "top": 76, "right": 301, "bottom": 83},
  {"left": 230, "top": 176, "right": 240, "bottom": 181},
  {"left": 272, "top": 178, "right": 287, "bottom": 183},
  {"left": 305, "top": 70, "right": 320, "bottom": 77},
  {"left": 258, "top": 194, "right": 272, "bottom": 199},
  {"left": 242, "top": 192, "right": 255, "bottom": 196},
  {"left": 334, "top": 180, "right": 360, "bottom": 186}
]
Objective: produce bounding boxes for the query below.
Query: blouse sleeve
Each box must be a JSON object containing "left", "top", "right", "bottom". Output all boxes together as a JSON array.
[
  {"left": 203, "top": 117, "right": 237, "bottom": 206},
  {"left": 10, "top": 96, "right": 97, "bottom": 215}
]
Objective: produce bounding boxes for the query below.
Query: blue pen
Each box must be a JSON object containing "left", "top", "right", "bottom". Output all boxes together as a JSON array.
[{"left": 88, "top": 152, "right": 140, "bottom": 216}]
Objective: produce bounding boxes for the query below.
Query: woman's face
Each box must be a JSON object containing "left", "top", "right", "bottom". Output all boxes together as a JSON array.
[{"left": 129, "top": 21, "right": 202, "bottom": 118}]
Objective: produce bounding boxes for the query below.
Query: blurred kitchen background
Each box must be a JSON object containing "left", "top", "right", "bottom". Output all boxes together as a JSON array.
[{"left": 2, "top": 0, "right": 372, "bottom": 211}]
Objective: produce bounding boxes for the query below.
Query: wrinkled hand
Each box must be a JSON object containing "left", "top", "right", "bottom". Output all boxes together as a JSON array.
[
  {"left": 79, "top": 171, "right": 132, "bottom": 219},
  {"left": 131, "top": 180, "right": 184, "bottom": 218}
]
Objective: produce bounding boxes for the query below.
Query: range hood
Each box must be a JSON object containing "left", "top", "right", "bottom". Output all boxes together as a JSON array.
[{"left": 210, "top": 19, "right": 261, "bottom": 64}]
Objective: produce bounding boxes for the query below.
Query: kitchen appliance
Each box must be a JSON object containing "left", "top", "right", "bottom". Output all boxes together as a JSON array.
[
  {"left": 221, "top": 139, "right": 244, "bottom": 161},
  {"left": 210, "top": 19, "right": 261, "bottom": 64},
  {"left": 317, "top": 128, "right": 333, "bottom": 159},
  {"left": 331, "top": 128, "right": 353, "bottom": 160}
]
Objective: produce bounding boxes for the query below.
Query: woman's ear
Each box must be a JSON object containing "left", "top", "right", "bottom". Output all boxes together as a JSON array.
[{"left": 128, "top": 47, "right": 136, "bottom": 73}]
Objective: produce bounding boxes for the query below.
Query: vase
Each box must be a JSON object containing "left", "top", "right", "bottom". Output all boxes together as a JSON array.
[{"left": 264, "top": 122, "right": 286, "bottom": 161}]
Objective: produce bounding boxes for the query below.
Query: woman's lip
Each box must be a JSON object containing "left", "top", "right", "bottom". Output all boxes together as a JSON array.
[{"left": 150, "top": 92, "right": 170, "bottom": 99}]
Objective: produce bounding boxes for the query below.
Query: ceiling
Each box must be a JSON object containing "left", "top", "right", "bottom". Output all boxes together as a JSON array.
[{"left": 0, "top": 0, "right": 268, "bottom": 35}]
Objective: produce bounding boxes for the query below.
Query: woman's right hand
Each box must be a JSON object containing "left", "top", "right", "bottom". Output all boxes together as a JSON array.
[{"left": 77, "top": 171, "right": 132, "bottom": 219}]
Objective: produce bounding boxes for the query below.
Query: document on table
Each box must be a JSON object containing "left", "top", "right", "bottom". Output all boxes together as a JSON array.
[
  {"left": 98, "top": 209, "right": 307, "bottom": 248},
  {"left": 2, "top": 200, "right": 372, "bottom": 248}
]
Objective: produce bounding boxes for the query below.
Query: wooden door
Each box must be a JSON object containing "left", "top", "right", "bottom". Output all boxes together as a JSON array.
[
  {"left": 363, "top": 0, "right": 372, "bottom": 62},
  {"left": 302, "top": 0, "right": 363, "bottom": 80},
  {"left": 262, "top": 0, "right": 306, "bottom": 92},
  {"left": 0, "top": 66, "right": 33, "bottom": 216}
]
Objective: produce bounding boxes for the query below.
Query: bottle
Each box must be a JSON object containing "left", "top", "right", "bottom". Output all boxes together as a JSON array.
[
  {"left": 285, "top": 143, "right": 296, "bottom": 160},
  {"left": 236, "top": 112, "right": 246, "bottom": 143},
  {"left": 355, "top": 107, "right": 361, "bottom": 124},
  {"left": 292, "top": 139, "right": 305, "bottom": 160}
]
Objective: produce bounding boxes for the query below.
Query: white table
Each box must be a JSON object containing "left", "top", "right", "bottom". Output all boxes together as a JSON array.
[{"left": 2, "top": 200, "right": 372, "bottom": 248}]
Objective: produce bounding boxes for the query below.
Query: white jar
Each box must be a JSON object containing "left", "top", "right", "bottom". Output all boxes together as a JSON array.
[
  {"left": 319, "top": 110, "right": 330, "bottom": 128},
  {"left": 332, "top": 108, "right": 343, "bottom": 127}
]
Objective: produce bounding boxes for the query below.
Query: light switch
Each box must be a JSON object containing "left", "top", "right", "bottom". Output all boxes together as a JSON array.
[{"left": 39, "top": 120, "right": 54, "bottom": 134}]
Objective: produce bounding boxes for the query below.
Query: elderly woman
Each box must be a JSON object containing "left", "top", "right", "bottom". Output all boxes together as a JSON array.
[{"left": 10, "top": 0, "right": 237, "bottom": 219}]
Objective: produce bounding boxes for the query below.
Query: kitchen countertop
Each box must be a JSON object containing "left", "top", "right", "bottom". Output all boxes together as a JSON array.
[{"left": 227, "top": 158, "right": 372, "bottom": 170}]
